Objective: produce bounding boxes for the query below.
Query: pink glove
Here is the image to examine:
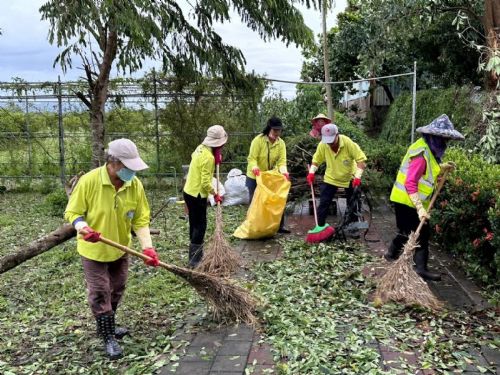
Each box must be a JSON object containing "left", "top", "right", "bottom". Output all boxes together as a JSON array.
[
  {"left": 352, "top": 178, "right": 361, "bottom": 187},
  {"left": 142, "top": 248, "right": 160, "bottom": 267},
  {"left": 81, "top": 226, "right": 101, "bottom": 243},
  {"left": 283, "top": 172, "right": 290, "bottom": 181},
  {"left": 214, "top": 147, "right": 223, "bottom": 165},
  {"left": 252, "top": 167, "right": 260, "bottom": 177},
  {"left": 306, "top": 173, "right": 315, "bottom": 186},
  {"left": 214, "top": 194, "right": 223, "bottom": 204}
]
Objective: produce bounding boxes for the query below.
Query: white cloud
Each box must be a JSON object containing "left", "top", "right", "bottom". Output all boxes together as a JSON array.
[{"left": 0, "top": 0, "right": 347, "bottom": 87}]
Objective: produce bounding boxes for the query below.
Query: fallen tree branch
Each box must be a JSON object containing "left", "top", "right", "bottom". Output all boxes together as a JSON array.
[{"left": 0, "top": 224, "right": 76, "bottom": 274}]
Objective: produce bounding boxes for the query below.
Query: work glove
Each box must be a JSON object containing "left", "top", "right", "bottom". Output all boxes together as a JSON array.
[
  {"left": 439, "top": 161, "right": 456, "bottom": 174},
  {"left": 214, "top": 147, "right": 223, "bottom": 165},
  {"left": 409, "top": 192, "right": 430, "bottom": 221},
  {"left": 142, "top": 247, "right": 160, "bottom": 267},
  {"left": 306, "top": 173, "right": 315, "bottom": 185},
  {"left": 252, "top": 167, "right": 260, "bottom": 177},
  {"left": 214, "top": 194, "right": 223, "bottom": 204},
  {"left": 283, "top": 172, "right": 290, "bottom": 181},
  {"left": 352, "top": 178, "right": 362, "bottom": 188},
  {"left": 81, "top": 226, "right": 101, "bottom": 243}
]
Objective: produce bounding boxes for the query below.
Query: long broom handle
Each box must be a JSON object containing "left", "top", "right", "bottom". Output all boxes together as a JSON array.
[
  {"left": 216, "top": 164, "right": 221, "bottom": 206},
  {"left": 80, "top": 230, "right": 187, "bottom": 274},
  {"left": 414, "top": 168, "right": 451, "bottom": 237},
  {"left": 310, "top": 183, "right": 319, "bottom": 227}
]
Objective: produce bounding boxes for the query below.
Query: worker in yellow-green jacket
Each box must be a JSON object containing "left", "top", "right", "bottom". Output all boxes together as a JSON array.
[
  {"left": 384, "top": 114, "right": 464, "bottom": 281},
  {"left": 246, "top": 116, "right": 290, "bottom": 233},
  {"left": 183, "top": 125, "right": 228, "bottom": 267},
  {"left": 306, "top": 124, "right": 367, "bottom": 236},
  {"left": 65, "top": 138, "right": 159, "bottom": 360}
]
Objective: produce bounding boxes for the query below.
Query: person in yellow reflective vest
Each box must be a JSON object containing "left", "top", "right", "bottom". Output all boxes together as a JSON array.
[
  {"left": 306, "top": 124, "right": 367, "bottom": 234},
  {"left": 183, "top": 125, "right": 228, "bottom": 267},
  {"left": 65, "top": 138, "right": 158, "bottom": 360},
  {"left": 245, "top": 116, "right": 290, "bottom": 233},
  {"left": 384, "top": 114, "right": 464, "bottom": 281}
]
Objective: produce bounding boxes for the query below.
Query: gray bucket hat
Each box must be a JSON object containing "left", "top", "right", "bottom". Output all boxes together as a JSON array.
[
  {"left": 202, "top": 125, "right": 228, "bottom": 147},
  {"left": 416, "top": 114, "right": 465, "bottom": 140}
]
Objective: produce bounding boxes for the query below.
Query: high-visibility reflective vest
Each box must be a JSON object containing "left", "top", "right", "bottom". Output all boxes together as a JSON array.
[{"left": 389, "top": 138, "right": 441, "bottom": 209}]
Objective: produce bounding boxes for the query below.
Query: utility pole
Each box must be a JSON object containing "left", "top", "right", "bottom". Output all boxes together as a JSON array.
[{"left": 322, "top": 0, "right": 334, "bottom": 119}]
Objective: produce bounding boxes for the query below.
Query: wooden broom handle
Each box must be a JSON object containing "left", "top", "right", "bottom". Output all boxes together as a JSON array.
[
  {"left": 414, "top": 168, "right": 451, "bottom": 237},
  {"left": 310, "top": 182, "right": 319, "bottom": 227},
  {"left": 216, "top": 164, "right": 221, "bottom": 206}
]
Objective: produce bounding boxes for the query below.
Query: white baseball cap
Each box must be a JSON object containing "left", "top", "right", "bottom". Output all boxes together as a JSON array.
[
  {"left": 321, "top": 124, "right": 339, "bottom": 144},
  {"left": 107, "top": 138, "right": 149, "bottom": 171}
]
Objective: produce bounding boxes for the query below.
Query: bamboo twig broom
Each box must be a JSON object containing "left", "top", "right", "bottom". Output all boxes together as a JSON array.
[
  {"left": 375, "top": 168, "right": 452, "bottom": 311},
  {"left": 196, "top": 164, "right": 242, "bottom": 277},
  {"left": 92, "top": 233, "right": 256, "bottom": 324}
]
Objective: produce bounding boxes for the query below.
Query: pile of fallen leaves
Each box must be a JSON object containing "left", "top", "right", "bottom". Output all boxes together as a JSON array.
[{"left": 253, "top": 239, "right": 499, "bottom": 374}]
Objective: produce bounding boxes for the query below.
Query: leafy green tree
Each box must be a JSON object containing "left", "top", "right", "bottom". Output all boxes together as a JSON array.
[{"left": 40, "top": 0, "right": 317, "bottom": 167}]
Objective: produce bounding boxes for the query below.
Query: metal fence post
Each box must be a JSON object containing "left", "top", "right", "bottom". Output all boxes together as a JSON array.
[
  {"left": 153, "top": 69, "right": 160, "bottom": 173},
  {"left": 24, "top": 88, "right": 32, "bottom": 179},
  {"left": 57, "top": 76, "right": 66, "bottom": 186},
  {"left": 411, "top": 61, "right": 417, "bottom": 143}
]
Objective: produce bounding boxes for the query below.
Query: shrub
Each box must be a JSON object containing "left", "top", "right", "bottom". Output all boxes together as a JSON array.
[
  {"left": 40, "top": 189, "right": 68, "bottom": 217},
  {"left": 432, "top": 148, "right": 499, "bottom": 285}
]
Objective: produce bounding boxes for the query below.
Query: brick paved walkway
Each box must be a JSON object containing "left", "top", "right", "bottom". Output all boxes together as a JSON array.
[{"left": 160, "top": 200, "right": 499, "bottom": 374}]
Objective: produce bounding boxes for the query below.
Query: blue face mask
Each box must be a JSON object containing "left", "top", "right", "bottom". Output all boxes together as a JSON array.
[{"left": 117, "top": 167, "right": 136, "bottom": 182}]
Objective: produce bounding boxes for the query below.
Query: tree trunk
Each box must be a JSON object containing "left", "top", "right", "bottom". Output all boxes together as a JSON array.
[
  {"left": 484, "top": 0, "right": 500, "bottom": 89},
  {"left": 90, "top": 99, "right": 106, "bottom": 168},
  {"left": 322, "top": 0, "right": 334, "bottom": 120},
  {"left": 0, "top": 224, "right": 76, "bottom": 274}
]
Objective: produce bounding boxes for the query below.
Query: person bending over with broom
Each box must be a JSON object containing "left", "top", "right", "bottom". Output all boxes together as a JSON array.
[
  {"left": 246, "top": 116, "right": 291, "bottom": 233},
  {"left": 183, "top": 125, "right": 227, "bottom": 268},
  {"left": 64, "top": 138, "right": 160, "bottom": 360},
  {"left": 384, "top": 114, "right": 464, "bottom": 281},
  {"left": 306, "top": 124, "right": 367, "bottom": 241},
  {"left": 309, "top": 113, "right": 332, "bottom": 139}
]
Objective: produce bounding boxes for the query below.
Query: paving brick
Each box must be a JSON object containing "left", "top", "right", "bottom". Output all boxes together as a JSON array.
[
  {"left": 190, "top": 332, "right": 225, "bottom": 349},
  {"left": 211, "top": 355, "right": 247, "bottom": 372},
  {"left": 226, "top": 325, "right": 254, "bottom": 341},
  {"left": 218, "top": 340, "right": 252, "bottom": 356},
  {"left": 482, "top": 345, "right": 500, "bottom": 365},
  {"left": 247, "top": 343, "right": 275, "bottom": 365},
  {"left": 160, "top": 360, "right": 211, "bottom": 375},
  {"left": 182, "top": 345, "right": 217, "bottom": 362}
]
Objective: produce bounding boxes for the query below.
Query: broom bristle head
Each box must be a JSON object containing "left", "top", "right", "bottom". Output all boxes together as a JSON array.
[
  {"left": 375, "top": 231, "right": 444, "bottom": 311},
  {"left": 306, "top": 225, "right": 335, "bottom": 243}
]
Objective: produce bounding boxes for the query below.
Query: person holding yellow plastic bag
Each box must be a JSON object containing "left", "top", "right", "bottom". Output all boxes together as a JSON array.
[{"left": 234, "top": 117, "right": 291, "bottom": 238}]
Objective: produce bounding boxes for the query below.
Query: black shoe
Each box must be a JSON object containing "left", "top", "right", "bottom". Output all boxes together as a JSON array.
[
  {"left": 115, "top": 326, "right": 129, "bottom": 340},
  {"left": 416, "top": 269, "right": 441, "bottom": 281},
  {"left": 277, "top": 228, "right": 291, "bottom": 234}
]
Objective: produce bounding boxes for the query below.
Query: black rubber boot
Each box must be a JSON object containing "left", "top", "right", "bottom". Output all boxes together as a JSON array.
[
  {"left": 384, "top": 242, "right": 402, "bottom": 262},
  {"left": 111, "top": 307, "right": 129, "bottom": 340},
  {"left": 188, "top": 243, "right": 203, "bottom": 268},
  {"left": 96, "top": 314, "right": 123, "bottom": 360},
  {"left": 414, "top": 248, "right": 441, "bottom": 281}
]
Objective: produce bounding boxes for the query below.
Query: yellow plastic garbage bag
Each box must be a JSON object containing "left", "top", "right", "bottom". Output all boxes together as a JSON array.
[{"left": 234, "top": 170, "right": 291, "bottom": 239}]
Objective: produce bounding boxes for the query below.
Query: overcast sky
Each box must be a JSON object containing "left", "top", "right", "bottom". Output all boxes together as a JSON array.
[{"left": 0, "top": 0, "right": 347, "bottom": 95}]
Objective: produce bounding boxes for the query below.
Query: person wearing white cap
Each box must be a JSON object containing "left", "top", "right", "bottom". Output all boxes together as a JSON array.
[
  {"left": 64, "top": 138, "right": 158, "bottom": 360},
  {"left": 384, "top": 114, "right": 464, "bottom": 281},
  {"left": 309, "top": 113, "right": 332, "bottom": 139},
  {"left": 306, "top": 124, "right": 367, "bottom": 236},
  {"left": 183, "top": 125, "right": 228, "bottom": 267}
]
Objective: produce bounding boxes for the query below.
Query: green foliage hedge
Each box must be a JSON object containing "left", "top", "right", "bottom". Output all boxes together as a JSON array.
[
  {"left": 432, "top": 148, "right": 500, "bottom": 285},
  {"left": 380, "top": 86, "right": 482, "bottom": 149}
]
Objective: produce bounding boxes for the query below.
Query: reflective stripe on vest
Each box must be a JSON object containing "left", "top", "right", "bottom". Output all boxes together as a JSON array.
[{"left": 389, "top": 138, "right": 441, "bottom": 209}]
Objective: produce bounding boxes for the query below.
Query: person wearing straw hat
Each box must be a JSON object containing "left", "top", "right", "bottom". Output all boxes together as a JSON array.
[
  {"left": 246, "top": 116, "right": 291, "bottom": 233},
  {"left": 65, "top": 138, "right": 158, "bottom": 360},
  {"left": 310, "top": 113, "right": 332, "bottom": 139},
  {"left": 183, "top": 125, "right": 228, "bottom": 267},
  {"left": 306, "top": 124, "right": 367, "bottom": 235},
  {"left": 384, "top": 114, "right": 464, "bottom": 281}
]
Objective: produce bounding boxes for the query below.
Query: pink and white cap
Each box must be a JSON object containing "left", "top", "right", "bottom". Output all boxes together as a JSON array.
[
  {"left": 320, "top": 124, "right": 339, "bottom": 144},
  {"left": 107, "top": 138, "right": 149, "bottom": 171}
]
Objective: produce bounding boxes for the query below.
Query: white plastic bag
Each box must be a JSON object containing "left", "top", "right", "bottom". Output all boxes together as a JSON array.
[{"left": 222, "top": 168, "right": 249, "bottom": 206}]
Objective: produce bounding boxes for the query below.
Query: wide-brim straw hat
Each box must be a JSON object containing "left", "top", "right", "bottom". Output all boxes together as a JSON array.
[
  {"left": 416, "top": 114, "right": 465, "bottom": 140},
  {"left": 202, "top": 125, "right": 228, "bottom": 147},
  {"left": 311, "top": 113, "right": 332, "bottom": 123}
]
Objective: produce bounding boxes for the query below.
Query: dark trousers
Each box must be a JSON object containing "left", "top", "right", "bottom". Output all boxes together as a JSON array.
[
  {"left": 246, "top": 176, "right": 286, "bottom": 229},
  {"left": 390, "top": 202, "right": 430, "bottom": 255},
  {"left": 183, "top": 191, "right": 208, "bottom": 245},
  {"left": 81, "top": 255, "right": 129, "bottom": 317},
  {"left": 317, "top": 182, "right": 354, "bottom": 226}
]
